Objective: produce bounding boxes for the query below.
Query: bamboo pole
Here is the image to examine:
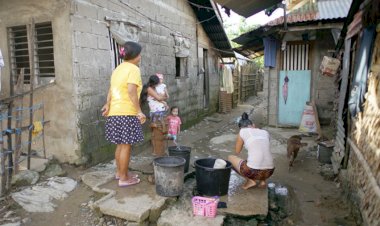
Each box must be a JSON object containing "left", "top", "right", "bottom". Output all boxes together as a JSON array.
[{"left": 27, "top": 19, "right": 35, "bottom": 169}]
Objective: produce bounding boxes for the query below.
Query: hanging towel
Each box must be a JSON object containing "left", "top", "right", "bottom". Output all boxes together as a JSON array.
[
  {"left": 263, "top": 37, "right": 278, "bottom": 68},
  {"left": 222, "top": 66, "right": 234, "bottom": 94}
]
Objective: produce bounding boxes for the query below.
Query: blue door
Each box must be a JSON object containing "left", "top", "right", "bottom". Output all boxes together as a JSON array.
[{"left": 278, "top": 70, "right": 311, "bottom": 126}]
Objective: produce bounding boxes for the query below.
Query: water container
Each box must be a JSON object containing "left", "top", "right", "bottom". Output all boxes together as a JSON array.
[
  {"left": 317, "top": 143, "right": 333, "bottom": 164},
  {"left": 195, "top": 158, "right": 232, "bottom": 196},
  {"left": 168, "top": 146, "right": 191, "bottom": 173},
  {"left": 153, "top": 156, "right": 186, "bottom": 197}
]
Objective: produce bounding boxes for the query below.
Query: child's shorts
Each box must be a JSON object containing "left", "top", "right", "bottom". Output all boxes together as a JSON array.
[{"left": 167, "top": 134, "right": 177, "bottom": 141}]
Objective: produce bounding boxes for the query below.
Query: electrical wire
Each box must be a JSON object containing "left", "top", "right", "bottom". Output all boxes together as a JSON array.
[
  {"left": 118, "top": 0, "right": 235, "bottom": 56},
  {"left": 187, "top": 1, "right": 215, "bottom": 10}
]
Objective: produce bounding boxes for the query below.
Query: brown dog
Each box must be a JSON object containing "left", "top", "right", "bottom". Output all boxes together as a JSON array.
[{"left": 287, "top": 135, "right": 308, "bottom": 171}]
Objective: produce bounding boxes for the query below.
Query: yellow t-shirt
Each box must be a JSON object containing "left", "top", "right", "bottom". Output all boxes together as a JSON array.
[{"left": 108, "top": 62, "right": 142, "bottom": 116}]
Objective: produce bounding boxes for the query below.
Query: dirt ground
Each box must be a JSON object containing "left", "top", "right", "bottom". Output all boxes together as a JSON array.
[{"left": 0, "top": 92, "right": 359, "bottom": 226}]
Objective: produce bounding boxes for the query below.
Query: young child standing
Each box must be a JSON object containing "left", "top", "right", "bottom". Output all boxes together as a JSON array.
[{"left": 167, "top": 106, "right": 182, "bottom": 143}]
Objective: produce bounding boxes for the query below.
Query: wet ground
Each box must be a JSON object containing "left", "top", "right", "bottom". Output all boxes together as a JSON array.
[{"left": 0, "top": 92, "right": 359, "bottom": 226}]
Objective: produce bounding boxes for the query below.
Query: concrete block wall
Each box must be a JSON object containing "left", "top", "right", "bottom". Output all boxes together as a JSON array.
[
  {"left": 0, "top": 0, "right": 222, "bottom": 165},
  {"left": 0, "top": 0, "right": 81, "bottom": 163},
  {"left": 71, "top": 0, "right": 114, "bottom": 164},
  {"left": 310, "top": 30, "right": 337, "bottom": 125},
  {"left": 263, "top": 67, "right": 278, "bottom": 126},
  {"left": 72, "top": 0, "right": 222, "bottom": 163}
]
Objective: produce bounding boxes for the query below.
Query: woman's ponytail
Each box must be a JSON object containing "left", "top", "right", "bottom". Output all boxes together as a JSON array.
[{"left": 238, "top": 112, "right": 253, "bottom": 128}]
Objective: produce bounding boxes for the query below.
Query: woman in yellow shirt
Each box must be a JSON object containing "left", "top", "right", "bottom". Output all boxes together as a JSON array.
[{"left": 102, "top": 41, "right": 145, "bottom": 187}]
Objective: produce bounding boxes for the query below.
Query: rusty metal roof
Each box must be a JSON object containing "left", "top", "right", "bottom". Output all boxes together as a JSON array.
[
  {"left": 232, "top": 0, "right": 353, "bottom": 59},
  {"left": 188, "top": 0, "right": 234, "bottom": 57},
  {"left": 212, "top": 0, "right": 282, "bottom": 18}
]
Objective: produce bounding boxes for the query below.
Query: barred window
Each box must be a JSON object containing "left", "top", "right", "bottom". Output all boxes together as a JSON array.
[
  {"left": 111, "top": 38, "right": 123, "bottom": 68},
  {"left": 8, "top": 22, "right": 55, "bottom": 84}
]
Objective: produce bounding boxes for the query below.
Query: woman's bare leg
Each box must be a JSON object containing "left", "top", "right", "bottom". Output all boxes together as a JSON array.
[
  {"left": 119, "top": 144, "right": 132, "bottom": 181},
  {"left": 242, "top": 179, "right": 257, "bottom": 190},
  {"left": 115, "top": 145, "right": 122, "bottom": 178},
  {"left": 227, "top": 155, "right": 243, "bottom": 174},
  {"left": 228, "top": 155, "right": 260, "bottom": 190},
  {"left": 258, "top": 180, "right": 267, "bottom": 188}
]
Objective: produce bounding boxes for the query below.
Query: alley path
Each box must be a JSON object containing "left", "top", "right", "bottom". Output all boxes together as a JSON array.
[{"left": 2, "top": 92, "right": 358, "bottom": 226}]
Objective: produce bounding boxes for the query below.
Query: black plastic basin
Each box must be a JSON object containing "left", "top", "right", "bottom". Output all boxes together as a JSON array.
[{"left": 194, "top": 158, "right": 232, "bottom": 196}]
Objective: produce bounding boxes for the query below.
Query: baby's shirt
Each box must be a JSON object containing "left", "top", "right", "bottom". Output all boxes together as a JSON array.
[{"left": 156, "top": 83, "right": 166, "bottom": 95}]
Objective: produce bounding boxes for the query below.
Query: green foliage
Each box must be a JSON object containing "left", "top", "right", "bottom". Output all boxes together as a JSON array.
[
  {"left": 223, "top": 18, "right": 259, "bottom": 48},
  {"left": 253, "top": 56, "right": 264, "bottom": 68}
]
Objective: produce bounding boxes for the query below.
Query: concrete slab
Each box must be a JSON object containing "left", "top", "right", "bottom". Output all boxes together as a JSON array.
[
  {"left": 80, "top": 114, "right": 269, "bottom": 223},
  {"left": 98, "top": 176, "right": 169, "bottom": 223},
  {"left": 158, "top": 207, "right": 225, "bottom": 226},
  {"left": 11, "top": 177, "right": 77, "bottom": 213},
  {"left": 218, "top": 171, "right": 268, "bottom": 216},
  {"left": 19, "top": 157, "right": 49, "bottom": 173},
  {"left": 82, "top": 169, "right": 169, "bottom": 223},
  {"left": 157, "top": 179, "right": 225, "bottom": 226},
  {"left": 89, "top": 157, "right": 154, "bottom": 177},
  {"left": 129, "top": 156, "right": 155, "bottom": 174},
  {"left": 81, "top": 170, "right": 113, "bottom": 189},
  {"left": 98, "top": 194, "right": 163, "bottom": 222}
]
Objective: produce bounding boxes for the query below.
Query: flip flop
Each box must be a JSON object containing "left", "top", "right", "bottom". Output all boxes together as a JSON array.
[
  {"left": 118, "top": 177, "right": 141, "bottom": 187},
  {"left": 115, "top": 172, "right": 139, "bottom": 180}
]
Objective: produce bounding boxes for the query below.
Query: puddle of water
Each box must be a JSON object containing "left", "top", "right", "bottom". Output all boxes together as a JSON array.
[
  {"left": 227, "top": 171, "right": 244, "bottom": 196},
  {"left": 219, "top": 149, "right": 232, "bottom": 153},
  {"left": 210, "top": 134, "right": 236, "bottom": 145}
]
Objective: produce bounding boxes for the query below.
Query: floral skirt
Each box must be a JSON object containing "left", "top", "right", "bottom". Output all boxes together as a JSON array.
[
  {"left": 239, "top": 160, "right": 274, "bottom": 181},
  {"left": 105, "top": 116, "right": 144, "bottom": 144}
]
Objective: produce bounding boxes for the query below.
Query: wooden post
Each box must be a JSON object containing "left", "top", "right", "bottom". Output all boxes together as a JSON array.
[
  {"left": 6, "top": 35, "right": 15, "bottom": 184},
  {"left": 14, "top": 68, "right": 25, "bottom": 173},
  {"left": 42, "top": 106, "right": 46, "bottom": 159},
  {"left": 6, "top": 104, "right": 13, "bottom": 187},
  {"left": 0, "top": 113, "right": 6, "bottom": 195},
  {"left": 27, "top": 19, "right": 35, "bottom": 169},
  {"left": 311, "top": 101, "right": 322, "bottom": 138}
]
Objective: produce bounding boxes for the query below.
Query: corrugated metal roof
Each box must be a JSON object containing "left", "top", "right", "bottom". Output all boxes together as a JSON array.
[
  {"left": 318, "top": 0, "right": 352, "bottom": 20},
  {"left": 231, "top": 0, "right": 353, "bottom": 59},
  {"left": 268, "top": 0, "right": 352, "bottom": 26}
]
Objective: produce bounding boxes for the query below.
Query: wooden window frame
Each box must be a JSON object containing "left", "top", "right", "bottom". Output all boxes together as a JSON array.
[{"left": 8, "top": 22, "right": 55, "bottom": 85}]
